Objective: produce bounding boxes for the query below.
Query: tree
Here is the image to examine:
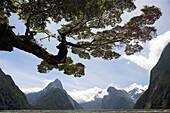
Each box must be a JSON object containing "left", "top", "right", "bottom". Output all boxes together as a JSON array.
[{"left": 0, "top": 0, "right": 162, "bottom": 77}]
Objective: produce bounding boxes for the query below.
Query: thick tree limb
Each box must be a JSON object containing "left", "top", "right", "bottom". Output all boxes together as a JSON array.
[{"left": 0, "top": 23, "right": 64, "bottom": 66}]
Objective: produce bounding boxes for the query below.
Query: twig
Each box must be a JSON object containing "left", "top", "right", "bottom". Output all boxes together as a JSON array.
[{"left": 25, "top": 3, "right": 75, "bottom": 37}]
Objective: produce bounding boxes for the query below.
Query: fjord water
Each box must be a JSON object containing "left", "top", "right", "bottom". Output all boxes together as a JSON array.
[{"left": 0, "top": 110, "right": 170, "bottom": 113}]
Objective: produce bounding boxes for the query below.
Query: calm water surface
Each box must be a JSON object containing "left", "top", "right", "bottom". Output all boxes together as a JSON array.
[{"left": 0, "top": 110, "right": 170, "bottom": 113}]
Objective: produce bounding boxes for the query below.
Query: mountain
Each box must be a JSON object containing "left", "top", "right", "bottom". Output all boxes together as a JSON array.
[
  {"left": 26, "top": 79, "right": 82, "bottom": 110},
  {"left": 80, "top": 86, "right": 135, "bottom": 110},
  {"left": 0, "top": 68, "right": 29, "bottom": 110},
  {"left": 44, "top": 79, "right": 63, "bottom": 91},
  {"left": 122, "top": 83, "right": 147, "bottom": 103},
  {"left": 134, "top": 43, "right": 170, "bottom": 109},
  {"left": 128, "top": 88, "right": 144, "bottom": 103},
  {"left": 33, "top": 88, "right": 74, "bottom": 110},
  {"left": 80, "top": 95, "right": 102, "bottom": 110},
  {"left": 26, "top": 79, "right": 65, "bottom": 105},
  {"left": 101, "top": 87, "right": 134, "bottom": 109}
]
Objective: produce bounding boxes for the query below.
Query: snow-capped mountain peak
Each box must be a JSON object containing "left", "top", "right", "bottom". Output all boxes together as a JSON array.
[{"left": 123, "top": 83, "right": 148, "bottom": 102}]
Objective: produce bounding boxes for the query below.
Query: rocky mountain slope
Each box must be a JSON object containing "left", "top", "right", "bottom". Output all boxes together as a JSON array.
[
  {"left": 26, "top": 79, "right": 82, "bottom": 110},
  {"left": 134, "top": 43, "right": 170, "bottom": 109},
  {"left": 80, "top": 96, "right": 102, "bottom": 110},
  {"left": 128, "top": 88, "right": 145, "bottom": 103},
  {"left": 101, "top": 87, "right": 134, "bottom": 109},
  {"left": 0, "top": 68, "right": 29, "bottom": 110},
  {"left": 79, "top": 86, "right": 142, "bottom": 110}
]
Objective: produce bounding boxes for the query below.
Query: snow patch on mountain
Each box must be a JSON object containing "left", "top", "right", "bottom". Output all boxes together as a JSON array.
[
  {"left": 68, "top": 87, "right": 108, "bottom": 103},
  {"left": 68, "top": 83, "right": 148, "bottom": 104},
  {"left": 123, "top": 83, "right": 148, "bottom": 93}
]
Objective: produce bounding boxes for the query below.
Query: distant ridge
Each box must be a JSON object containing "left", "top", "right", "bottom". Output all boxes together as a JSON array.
[
  {"left": 79, "top": 86, "right": 143, "bottom": 110},
  {"left": 101, "top": 87, "right": 134, "bottom": 109}
]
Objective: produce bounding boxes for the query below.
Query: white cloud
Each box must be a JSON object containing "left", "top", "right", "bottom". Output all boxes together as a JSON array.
[
  {"left": 0, "top": 59, "right": 53, "bottom": 94},
  {"left": 20, "top": 87, "right": 43, "bottom": 94},
  {"left": 95, "top": 88, "right": 108, "bottom": 99},
  {"left": 127, "top": 61, "right": 131, "bottom": 65},
  {"left": 20, "top": 79, "right": 56, "bottom": 94},
  {"left": 123, "top": 31, "right": 170, "bottom": 70},
  {"left": 123, "top": 83, "right": 148, "bottom": 93},
  {"left": 43, "top": 79, "right": 54, "bottom": 86},
  {"left": 68, "top": 83, "right": 148, "bottom": 103},
  {"left": 68, "top": 87, "right": 108, "bottom": 103},
  {"left": 0, "top": 58, "right": 12, "bottom": 65}
]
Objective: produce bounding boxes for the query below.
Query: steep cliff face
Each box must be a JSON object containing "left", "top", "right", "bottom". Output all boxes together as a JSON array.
[
  {"left": 0, "top": 68, "right": 29, "bottom": 110},
  {"left": 134, "top": 43, "right": 170, "bottom": 109}
]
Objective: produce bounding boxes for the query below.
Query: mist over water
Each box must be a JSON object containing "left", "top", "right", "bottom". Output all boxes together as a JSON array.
[{"left": 0, "top": 109, "right": 170, "bottom": 113}]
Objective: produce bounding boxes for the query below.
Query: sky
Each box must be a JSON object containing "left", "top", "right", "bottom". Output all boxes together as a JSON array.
[{"left": 0, "top": 0, "right": 170, "bottom": 98}]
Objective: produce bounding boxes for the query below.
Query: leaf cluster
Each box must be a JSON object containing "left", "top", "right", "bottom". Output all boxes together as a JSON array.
[
  {"left": 0, "top": 0, "right": 19, "bottom": 24},
  {"left": 0, "top": 0, "right": 162, "bottom": 76},
  {"left": 37, "top": 57, "right": 85, "bottom": 77}
]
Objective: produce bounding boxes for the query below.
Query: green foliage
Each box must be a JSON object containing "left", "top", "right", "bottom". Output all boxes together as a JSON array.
[
  {"left": 38, "top": 57, "right": 85, "bottom": 77},
  {"left": 0, "top": 0, "right": 162, "bottom": 76},
  {"left": 0, "top": 0, "right": 19, "bottom": 24},
  {"left": 72, "top": 47, "right": 91, "bottom": 59},
  {"left": 37, "top": 60, "right": 54, "bottom": 73},
  {"left": 0, "top": 69, "right": 29, "bottom": 110}
]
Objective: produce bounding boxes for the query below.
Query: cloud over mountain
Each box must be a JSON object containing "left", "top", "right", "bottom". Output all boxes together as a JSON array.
[
  {"left": 20, "top": 79, "right": 54, "bottom": 94},
  {"left": 123, "top": 83, "right": 148, "bottom": 93},
  {"left": 123, "top": 31, "right": 170, "bottom": 71},
  {"left": 68, "top": 83, "right": 147, "bottom": 104},
  {"left": 68, "top": 87, "right": 108, "bottom": 103}
]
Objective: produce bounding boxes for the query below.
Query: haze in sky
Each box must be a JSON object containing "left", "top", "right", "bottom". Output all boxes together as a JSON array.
[{"left": 0, "top": 0, "right": 170, "bottom": 99}]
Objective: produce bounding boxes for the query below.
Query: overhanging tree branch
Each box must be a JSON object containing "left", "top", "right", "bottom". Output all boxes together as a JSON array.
[
  {"left": 0, "top": 22, "right": 63, "bottom": 66},
  {"left": 25, "top": 3, "right": 75, "bottom": 37},
  {"left": 0, "top": 0, "right": 162, "bottom": 76}
]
